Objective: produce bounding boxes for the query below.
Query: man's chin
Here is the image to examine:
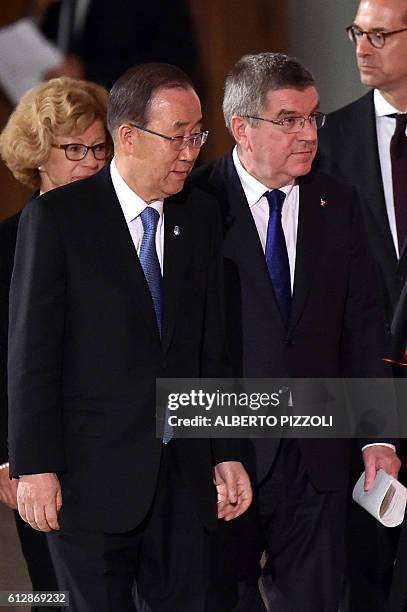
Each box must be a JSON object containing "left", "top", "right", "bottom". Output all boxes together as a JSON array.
[{"left": 294, "top": 160, "right": 314, "bottom": 177}]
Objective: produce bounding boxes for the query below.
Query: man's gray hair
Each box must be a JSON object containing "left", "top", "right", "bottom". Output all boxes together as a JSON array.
[{"left": 223, "top": 52, "right": 315, "bottom": 131}]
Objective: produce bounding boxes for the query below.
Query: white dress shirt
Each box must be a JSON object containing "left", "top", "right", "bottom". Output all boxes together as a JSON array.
[
  {"left": 374, "top": 89, "right": 407, "bottom": 259},
  {"left": 110, "top": 158, "right": 164, "bottom": 273},
  {"left": 232, "top": 147, "right": 298, "bottom": 291}
]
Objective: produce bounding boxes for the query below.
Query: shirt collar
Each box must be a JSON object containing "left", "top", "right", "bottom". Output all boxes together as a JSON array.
[
  {"left": 374, "top": 88, "right": 401, "bottom": 117},
  {"left": 232, "top": 146, "right": 295, "bottom": 208},
  {"left": 110, "top": 157, "right": 163, "bottom": 223}
]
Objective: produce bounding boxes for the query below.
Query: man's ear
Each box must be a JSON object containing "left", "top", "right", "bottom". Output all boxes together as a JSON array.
[
  {"left": 116, "top": 124, "right": 136, "bottom": 153},
  {"left": 230, "top": 115, "right": 250, "bottom": 150}
]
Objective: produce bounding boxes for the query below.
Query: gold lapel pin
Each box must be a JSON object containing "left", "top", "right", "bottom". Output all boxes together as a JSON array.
[{"left": 320, "top": 198, "right": 326, "bottom": 207}]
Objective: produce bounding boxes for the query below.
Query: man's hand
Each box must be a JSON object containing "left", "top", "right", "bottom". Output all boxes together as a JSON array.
[
  {"left": 362, "top": 445, "right": 401, "bottom": 491},
  {"left": 0, "top": 465, "right": 18, "bottom": 510},
  {"left": 214, "top": 461, "right": 252, "bottom": 521},
  {"left": 43, "top": 55, "right": 85, "bottom": 81},
  {"left": 17, "top": 472, "right": 62, "bottom": 532}
]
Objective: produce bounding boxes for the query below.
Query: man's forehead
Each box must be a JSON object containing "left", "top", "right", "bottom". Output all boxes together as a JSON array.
[
  {"left": 148, "top": 86, "right": 201, "bottom": 125},
  {"left": 355, "top": 0, "right": 407, "bottom": 27},
  {"left": 264, "top": 87, "right": 319, "bottom": 112}
]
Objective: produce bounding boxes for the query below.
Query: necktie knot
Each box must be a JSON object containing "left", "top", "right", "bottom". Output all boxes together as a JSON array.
[
  {"left": 140, "top": 206, "right": 160, "bottom": 232},
  {"left": 265, "top": 189, "right": 286, "bottom": 214}
]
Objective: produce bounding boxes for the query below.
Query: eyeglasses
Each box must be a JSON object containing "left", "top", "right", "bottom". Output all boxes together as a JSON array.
[
  {"left": 52, "top": 142, "right": 110, "bottom": 161},
  {"left": 244, "top": 112, "right": 326, "bottom": 133},
  {"left": 130, "top": 123, "right": 209, "bottom": 150},
  {"left": 346, "top": 24, "right": 407, "bottom": 48}
]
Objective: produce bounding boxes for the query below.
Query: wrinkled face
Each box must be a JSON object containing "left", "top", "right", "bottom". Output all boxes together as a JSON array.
[
  {"left": 125, "top": 86, "right": 203, "bottom": 202},
  {"left": 354, "top": 0, "right": 407, "bottom": 94},
  {"left": 237, "top": 86, "right": 319, "bottom": 188},
  {"left": 40, "top": 119, "right": 107, "bottom": 193}
]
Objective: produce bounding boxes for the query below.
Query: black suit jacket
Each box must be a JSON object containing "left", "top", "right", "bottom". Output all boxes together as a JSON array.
[
  {"left": 317, "top": 90, "right": 407, "bottom": 324},
  {"left": 41, "top": 0, "right": 198, "bottom": 88},
  {"left": 189, "top": 153, "right": 388, "bottom": 491},
  {"left": 8, "top": 166, "right": 236, "bottom": 533},
  {"left": 0, "top": 212, "right": 20, "bottom": 465}
]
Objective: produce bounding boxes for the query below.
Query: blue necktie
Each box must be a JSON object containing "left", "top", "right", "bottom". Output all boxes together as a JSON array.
[
  {"left": 139, "top": 207, "right": 162, "bottom": 332},
  {"left": 265, "top": 190, "right": 292, "bottom": 326},
  {"left": 139, "top": 207, "right": 172, "bottom": 443}
]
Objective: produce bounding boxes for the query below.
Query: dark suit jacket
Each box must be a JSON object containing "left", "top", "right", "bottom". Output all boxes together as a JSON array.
[
  {"left": 7, "top": 166, "right": 236, "bottom": 533},
  {"left": 0, "top": 212, "right": 20, "bottom": 465},
  {"left": 317, "top": 90, "right": 407, "bottom": 325},
  {"left": 41, "top": 0, "right": 198, "bottom": 88},
  {"left": 189, "top": 153, "right": 388, "bottom": 491}
]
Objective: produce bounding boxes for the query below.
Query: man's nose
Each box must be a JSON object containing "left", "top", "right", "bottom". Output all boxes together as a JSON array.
[
  {"left": 356, "top": 33, "right": 374, "bottom": 56},
  {"left": 179, "top": 142, "right": 200, "bottom": 162},
  {"left": 298, "top": 119, "right": 317, "bottom": 141}
]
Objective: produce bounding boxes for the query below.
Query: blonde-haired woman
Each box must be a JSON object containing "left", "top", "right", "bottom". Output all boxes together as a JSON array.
[
  {"left": 0, "top": 76, "right": 110, "bottom": 192},
  {"left": 0, "top": 76, "right": 110, "bottom": 604}
]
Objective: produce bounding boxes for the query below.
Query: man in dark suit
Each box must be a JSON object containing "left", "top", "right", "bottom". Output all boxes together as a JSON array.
[
  {"left": 317, "top": 1, "right": 407, "bottom": 607},
  {"left": 189, "top": 52, "right": 401, "bottom": 612},
  {"left": 40, "top": 0, "right": 198, "bottom": 88},
  {"left": 318, "top": 0, "right": 407, "bottom": 328},
  {"left": 7, "top": 62, "right": 252, "bottom": 612}
]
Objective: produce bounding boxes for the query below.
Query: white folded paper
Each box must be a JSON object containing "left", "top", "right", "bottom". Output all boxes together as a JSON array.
[
  {"left": 0, "top": 18, "right": 63, "bottom": 105},
  {"left": 352, "top": 469, "right": 407, "bottom": 527}
]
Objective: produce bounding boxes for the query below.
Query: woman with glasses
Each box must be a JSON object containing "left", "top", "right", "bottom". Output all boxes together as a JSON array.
[
  {"left": 0, "top": 76, "right": 110, "bottom": 612},
  {"left": 0, "top": 76, "right": 110, "bottom": 194}
]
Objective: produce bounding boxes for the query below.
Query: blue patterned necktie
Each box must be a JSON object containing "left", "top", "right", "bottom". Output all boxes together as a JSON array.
[
  {"left": 265, "top": 190, "right": 292, "bottom": 326},
  {"left": 139, "top": 206, "right": 172, "bottom": 443},
  {"left": 139, "top": 207, "right": 162, "bottom": 332}
]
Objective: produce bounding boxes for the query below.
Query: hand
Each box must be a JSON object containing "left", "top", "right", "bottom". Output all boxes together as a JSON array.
[
  {"left": 43, "top": 55, "right": 85, "bottom": 81},
  {"left": 362, "top": 445, "right": 401, "bottom": 491},
  {"left": 0, "top": 465, "right": 18, "bottom": 510},
  {"left": 17, "top": 472, "right": 62, "bottom": 532},
  {"left": 214, "top": 461, "right": 252, "bottom": 521}
]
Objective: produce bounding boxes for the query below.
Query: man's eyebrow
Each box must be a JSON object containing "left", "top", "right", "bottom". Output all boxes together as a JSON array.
[
  {"left": 173, "top": 117, "right": 203, "bottom": 128},
  {"left": 353, "top": 22, "right": 388, "bottom": 33},
  {"left": 276, "top": 103, "right": 320, "bottom": 118}
]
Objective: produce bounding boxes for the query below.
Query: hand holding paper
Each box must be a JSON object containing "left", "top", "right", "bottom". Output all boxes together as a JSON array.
[{"left": 353, "top": 469, "right": 407, "bottom": 527}]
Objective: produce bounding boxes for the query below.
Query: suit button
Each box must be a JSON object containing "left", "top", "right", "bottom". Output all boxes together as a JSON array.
[{"left": 286, "top": 338, "right": 294, "bottom": 347}]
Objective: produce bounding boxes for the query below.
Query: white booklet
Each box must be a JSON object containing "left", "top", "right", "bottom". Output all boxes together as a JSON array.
[
  {"left": 352, "top": 469, "right": 407, "bottom": 527},
  {"left": 0, "top": 18, "right": 63, "bottom": 105}
]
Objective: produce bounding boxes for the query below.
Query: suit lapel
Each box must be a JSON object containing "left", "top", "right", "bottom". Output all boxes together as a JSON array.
[
  {"left": 210, "top": 154, "right": 287, "bottom": 330},
  {"left": 359, "top": 95, "right": 391, "bottom": 232},
  {"left": 161, "top": 194, "right": 186, "bottom": 355},
  {"left": 92, "top": 168, "right": 160, "bottom": 340},
  {"left": 289, "top": 171, "right": 324, "bottom": 331},
  {"left": 349, "top": 93, "right": 396, "bottom": 258}
]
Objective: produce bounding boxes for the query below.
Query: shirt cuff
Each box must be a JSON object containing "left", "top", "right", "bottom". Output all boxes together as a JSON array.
[{"left": 361, "top": 443, "right": 396, "bottom": 452}]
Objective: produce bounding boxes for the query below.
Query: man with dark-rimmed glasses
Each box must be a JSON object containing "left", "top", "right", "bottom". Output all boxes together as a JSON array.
[{"left": 318, "top": 1, "right": 407, "bottom": 609}]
